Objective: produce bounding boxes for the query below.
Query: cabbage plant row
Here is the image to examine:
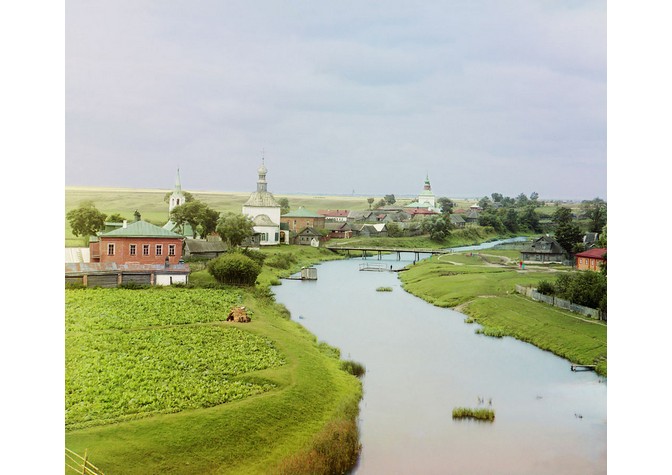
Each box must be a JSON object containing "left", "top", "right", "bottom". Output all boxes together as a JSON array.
[{"left": 65, "top": 288, "right": 286, "bottom": 430}]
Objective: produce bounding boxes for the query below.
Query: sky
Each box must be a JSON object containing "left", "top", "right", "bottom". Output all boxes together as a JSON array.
[{"left": 65, "top": 0, "right": 607, "bottom": 201}]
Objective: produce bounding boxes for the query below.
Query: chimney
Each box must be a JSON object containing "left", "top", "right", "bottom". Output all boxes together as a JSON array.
[{"left": 122, "top": 220, "right": 128, "bottom": 228}]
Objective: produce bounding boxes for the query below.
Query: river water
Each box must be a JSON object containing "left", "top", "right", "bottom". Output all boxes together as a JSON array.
[{"left": 272, "top": 241, "right": 607, "bottom": 475}]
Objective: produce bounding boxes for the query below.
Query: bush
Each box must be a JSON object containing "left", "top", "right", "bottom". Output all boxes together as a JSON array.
[
  {"left": 340, "top": 360, "right": 366, "bottom": 378},
  {"left": 554, "top": 271, "right": 607, "bottom": 309},
  {"left": 242, "top": 248, "right": 266, "bottom": 267},
  {"left": 207, "top": 252, "right": 261, "bottom": 286},
  {"left": 536, "top": 280, "right": 555, "bottom": 295}
]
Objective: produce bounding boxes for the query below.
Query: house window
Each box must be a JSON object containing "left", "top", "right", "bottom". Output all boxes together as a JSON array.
[
  {"left": 156, "top": 244, "right": 163, "bottom": 256},
  {"left": 168, "top": 244, "right": 176, "bottom": 256},
  {"left": 107, "top": 243, "right": 115, "bottom": 256},
  {"left": 143, "top": 244, "right": 150, "bottom": 256},
  {"left": 130, "top": 244, "right": 137, "bottom": 256}
]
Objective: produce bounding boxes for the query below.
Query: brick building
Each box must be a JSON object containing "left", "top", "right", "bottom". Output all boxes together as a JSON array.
[
  {"left": 280, "top": 207, "right": 326, "bottom": 232},
  {"left": 89, "top": 219, "right": 185, "bottom": 266},
  {"left": 575, "top": 248, "right": 607, "bottom": 271}
]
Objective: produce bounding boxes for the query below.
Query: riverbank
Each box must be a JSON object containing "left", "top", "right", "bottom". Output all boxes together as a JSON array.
[
  {"left": 399, "top": 248, "right": 607, "bottom": 376},
  {"left": 65, "top": 248, "right": 363, "bottom": 474}
]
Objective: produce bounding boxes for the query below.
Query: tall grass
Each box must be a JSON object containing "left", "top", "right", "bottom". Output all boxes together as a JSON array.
[{"left": 452, "top": 407, "right": 495, "bottom": 421}]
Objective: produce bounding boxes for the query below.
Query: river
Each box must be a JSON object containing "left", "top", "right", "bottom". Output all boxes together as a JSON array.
[{"left": 272, "top": 240, "right": 607, "bottom": 474}]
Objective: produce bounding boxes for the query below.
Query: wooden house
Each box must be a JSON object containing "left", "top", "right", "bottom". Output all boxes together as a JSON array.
[
  {"left": 520, "top": 236, "right": 567, "bottom": 263},
  {"left": 325, "top": 222, "right": 353, "bottom": 239},
  {"left": 293, "top": 227, "right": 323, "bottom": 246},
  {"left": 575, "top": 248, "right": 607, "bottom": 271}
]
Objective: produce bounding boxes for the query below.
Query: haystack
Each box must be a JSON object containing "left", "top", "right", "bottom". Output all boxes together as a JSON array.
[{"left": 227, "top": 306, "right": 251, "bottom": 323}]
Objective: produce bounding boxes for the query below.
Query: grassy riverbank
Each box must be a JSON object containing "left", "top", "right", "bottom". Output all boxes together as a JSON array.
[
  {"left": 399, "top": 249, "right": 607, "bottom": 376},
  {"left": 65, "top": 247, "right": 362, "bottom": 474}
]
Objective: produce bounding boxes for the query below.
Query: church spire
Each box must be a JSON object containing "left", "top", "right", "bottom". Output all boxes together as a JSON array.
[
  {"left": 174, "top": 168, "right": 182, "bottom": 192},
  {"left": 169, "top": 168, "right": 185, "bottom": 213},
  {"left": 257, "top": 151, "right": 268, "bottom": 193}
]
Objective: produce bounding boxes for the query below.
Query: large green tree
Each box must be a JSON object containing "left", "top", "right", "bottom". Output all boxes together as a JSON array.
[
  {"left": 66, "top": 201, "right": 107, "bottom": 244},
  {"left": 437, "top": 197, "right": 454, "bottom": 214},
  {"left": 519, "top": 206, "right": 541, "bottom": 233},
  {"left": 170, "top": 200, "right": 220, "bottom": 238},
  {"left": 216, "top": 212, "right": 255, "bottom": 248},
  {"left": 278, "top": 197, "right": 290, "bottom": 215},
  {"left": 581, "top": 198, "right": 607, "bottom": 233},
  {"left": 553, "top": 207, "right": 583, "bottom": 255},
  {"left": 421, "top": 215, "right": 452, "bottom": 242}
]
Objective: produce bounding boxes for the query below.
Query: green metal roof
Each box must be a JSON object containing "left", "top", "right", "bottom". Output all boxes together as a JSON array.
[
  {"left": 281, "top": 206, "right": 323, "bottom": 218},
  {"left": 101, "top": 220, "right": 183, "bottom": 238}
]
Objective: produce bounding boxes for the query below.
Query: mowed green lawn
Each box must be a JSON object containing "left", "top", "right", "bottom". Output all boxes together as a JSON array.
[
  {"left": 399, "top": 253, "right": 607, "bottom": 376},
  {"left": 65, "top": 287, "right": 362, "bottom": 474},
  {"left": 400, "top": 254, "right": 558, "bottom": 308}
]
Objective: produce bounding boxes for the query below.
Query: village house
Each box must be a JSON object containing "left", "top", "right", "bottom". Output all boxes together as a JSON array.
[
  {"left": 317, "top": 209, "right": 349, "bottom": 222},
  {"left": 575, "top": 248, "right": 607, "bottom": 271},
  {"left": 293, "top": 227, "right": 324, "bottom": 246},
  {"left": 281, "top": 207, "right": 326, "bottom": 232},
  {"left": 67, "top": 215, "right": 190, "bottom": 287},
  {"left": 89, "top": 218, "right": 185, "bottom": 266},
  {"left": 449, "top": 214, "right": 466, "bottom": 229},
  {"left": 520, "top": 236, "right": 567, "bottom": 263},
  {"left": 325, "top": 222, "right": 353, "bottom": 239}
]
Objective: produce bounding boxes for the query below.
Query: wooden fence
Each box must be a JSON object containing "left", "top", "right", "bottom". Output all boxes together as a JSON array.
[
  {"left": 65, "top": 448, "right": 105, "bottom": 475},
  {"left": 515, "top": 285, "right": 605, "bottom": 321}
]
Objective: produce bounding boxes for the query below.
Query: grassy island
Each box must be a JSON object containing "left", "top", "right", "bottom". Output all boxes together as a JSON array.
[{"left": 452, "top": 407, "right": 496, "bottom": 421}]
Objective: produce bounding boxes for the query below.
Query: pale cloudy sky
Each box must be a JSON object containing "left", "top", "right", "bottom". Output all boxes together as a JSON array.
[{"left": 65, "top": 0, "right": 607, "bottom": 200}]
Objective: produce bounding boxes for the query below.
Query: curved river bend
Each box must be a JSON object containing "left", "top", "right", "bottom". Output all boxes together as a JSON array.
[{"left": 273, "top": 241, "right": 606, "bottom": 475}]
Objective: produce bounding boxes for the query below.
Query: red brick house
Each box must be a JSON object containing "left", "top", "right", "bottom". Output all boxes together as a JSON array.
[
  {"left": 89, "top": 220, "right": 185, "bottom": 265},
  {"left": 280, "top": 207, "right": 326, "bottom": 232},
  {"left": 575, "top": 248, "right": 607, "bottom": 271}
]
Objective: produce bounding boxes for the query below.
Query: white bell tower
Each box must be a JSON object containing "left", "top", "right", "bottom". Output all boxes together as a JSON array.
[{"left": 169, "top": 169, "right": 185, "bottom": 213}]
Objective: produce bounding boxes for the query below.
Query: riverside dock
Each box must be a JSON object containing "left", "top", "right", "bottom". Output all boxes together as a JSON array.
[
  {"left": 359, "top": 263, "right": 405, "bottom": 272},
  {"left": 570, "top": 364, "right": 597, "bottom": 372}
]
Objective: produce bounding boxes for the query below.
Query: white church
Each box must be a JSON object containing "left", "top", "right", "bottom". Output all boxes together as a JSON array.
[{"left": 242, "top": 160, "right": 282, "bottom": 245}]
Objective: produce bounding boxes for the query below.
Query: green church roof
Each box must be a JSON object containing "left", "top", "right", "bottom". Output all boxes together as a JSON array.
[{"left": 101, "top": 220, "right": 183, "bottom": 238}]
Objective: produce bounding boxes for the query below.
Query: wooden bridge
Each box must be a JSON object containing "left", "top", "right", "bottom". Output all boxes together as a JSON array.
[{"left": 326, "top": 245, "right": 452, "bottom": 261}]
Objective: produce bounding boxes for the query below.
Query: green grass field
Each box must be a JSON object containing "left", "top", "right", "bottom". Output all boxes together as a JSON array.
[
  {"left": 65, "top": 287, "right": 362, "bottom": 474},
  {"left": 399, "top": 252, "right": 607, "bottom": 376}
]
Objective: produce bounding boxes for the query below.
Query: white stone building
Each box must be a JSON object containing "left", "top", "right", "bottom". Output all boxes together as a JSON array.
[{"left": 242, "top": 161, "right": 281, "bottom": 245}]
